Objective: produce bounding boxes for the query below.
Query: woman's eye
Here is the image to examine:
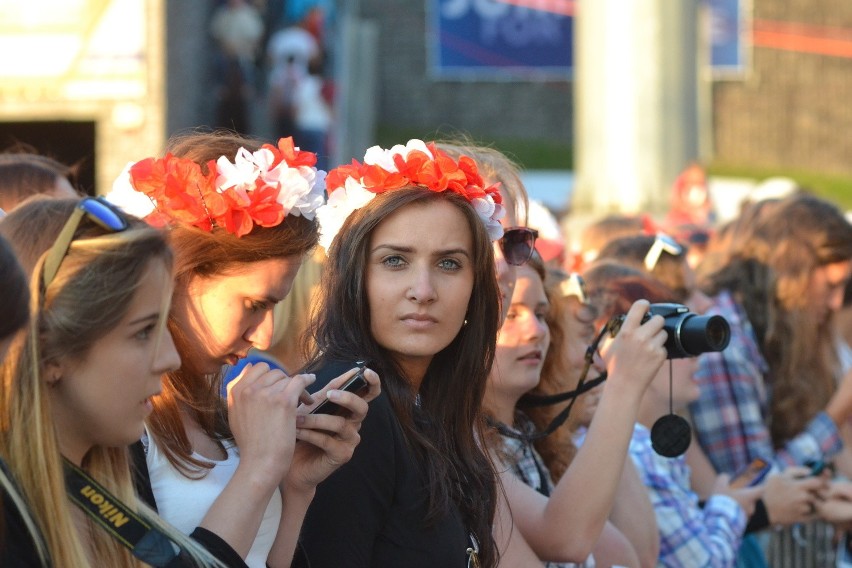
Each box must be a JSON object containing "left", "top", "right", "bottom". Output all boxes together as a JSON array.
[
  {"left": 135, "top": 324, "right": 155, "bottom": 340},
  {"left": 382, "top": 255, "right": 405, "bottom": 268},
  {"left": 250, "top": 301, "right": 270, "bottom": 313},
  {"left": 438, "top": 258, "right": 461, "bottom": 271}
]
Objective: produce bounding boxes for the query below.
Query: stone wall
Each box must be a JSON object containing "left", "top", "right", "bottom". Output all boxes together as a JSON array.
[{"left": 712, "top": 0, "right": 852, "bottom": 174}]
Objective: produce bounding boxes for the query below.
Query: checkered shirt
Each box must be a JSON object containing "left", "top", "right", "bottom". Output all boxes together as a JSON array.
[
  {"left": 688, "top": 291, "right": 841, "bottom": 475},
  {"left": 629, "top": 424, "right": 746, "bottom": 567}
]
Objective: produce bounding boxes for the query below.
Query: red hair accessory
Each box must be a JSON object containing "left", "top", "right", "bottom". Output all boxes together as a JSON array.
[
  {"left": 316, "top": 139, "right": 504, "bottom": 250},
  {"left": 106, "top": 137, "right": 325, "bottom": 238}
]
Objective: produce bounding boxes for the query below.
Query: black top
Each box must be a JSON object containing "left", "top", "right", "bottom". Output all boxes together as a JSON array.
[
  {"left": 0, "top": 487, "right": 47, "bottom": 567},
  {"left": 297, "top": 386, "right": 470, "bottom": 568}
]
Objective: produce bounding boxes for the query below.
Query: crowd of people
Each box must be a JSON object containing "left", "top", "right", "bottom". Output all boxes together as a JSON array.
[
  {"left": 210, "top": 0, "right": 333, "bottom": 169},
  {"left": 1, "top": 129, "right": 852, "bottom": 568}
]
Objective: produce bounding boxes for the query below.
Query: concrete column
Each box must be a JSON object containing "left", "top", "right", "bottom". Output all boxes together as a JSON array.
[
  {"left": 572, "top": 0, "right": 701, "bottom": 223},
  {"left": 333, "top": 0, "right": 379, "bottom": 163}
]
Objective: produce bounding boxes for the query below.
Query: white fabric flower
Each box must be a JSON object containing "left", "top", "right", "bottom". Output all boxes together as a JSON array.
[
  {"left": 363, "top": 139, "right": 432, "bottom": 171},
  {"left": 291, "top": 168, "right": 326, "bottom": 220},
  {"left": 316, "top": 175, "right": 376, "bottom": 251},
  {"left": 216, "top": 148, "right": 259, "bottom": 194},
  {"left": 472, "top": 196, "right": 505, "bottom": 240},
  {"left": 215, "top": 145, "right": 326, "bottom": 220},
  {"left": 105, "top": 162, "right": 156, "bottom": 218}
]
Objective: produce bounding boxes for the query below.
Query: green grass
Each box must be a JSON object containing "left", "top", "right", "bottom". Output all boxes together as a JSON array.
[
  {"left": 707, "top": 162, "right": 852, "bottom": 211},
  {"left": 375, "top": 124, "right": 573, "bottom": 171}
]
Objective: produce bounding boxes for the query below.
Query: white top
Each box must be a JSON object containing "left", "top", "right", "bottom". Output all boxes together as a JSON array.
[
  {"left": 144, "top": 431, "right": 282, "bottom": 568},
  {"left": 293, "top": 75, "right": 332, "bottom": 131}
]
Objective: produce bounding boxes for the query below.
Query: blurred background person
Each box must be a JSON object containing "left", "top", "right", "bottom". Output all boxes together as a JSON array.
[{"left": 0, "top": 151, "right": 79, "bottom": 212}]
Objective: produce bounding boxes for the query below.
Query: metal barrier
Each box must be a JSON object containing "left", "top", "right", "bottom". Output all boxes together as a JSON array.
[{"left": 765, "top": 522, "right": 836, "bottom": 568}]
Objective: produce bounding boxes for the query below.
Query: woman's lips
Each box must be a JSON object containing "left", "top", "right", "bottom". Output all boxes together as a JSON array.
[{"left": 401, "top": 313, "right": 438, "bottom": 330}]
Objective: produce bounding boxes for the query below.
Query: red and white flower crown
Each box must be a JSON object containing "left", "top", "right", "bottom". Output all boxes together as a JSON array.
[
  {"left": 316, "top": 139, "right": 504, "bottom": 251},
  {"left": 106, "top": 137, "right": 326, "bottom": 238}
]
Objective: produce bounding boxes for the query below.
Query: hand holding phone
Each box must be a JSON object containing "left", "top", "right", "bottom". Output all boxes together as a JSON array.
[
  {"left": 730, "top": 457, "right": 772, "bottom": 489},
  {"left": 309, "top": 367, "right": 369, "bottom": 416}
]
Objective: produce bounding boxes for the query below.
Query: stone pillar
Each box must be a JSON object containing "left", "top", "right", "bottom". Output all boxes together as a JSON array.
[{"left": 572, "top": 0, "right": 701, "bottom": 224}]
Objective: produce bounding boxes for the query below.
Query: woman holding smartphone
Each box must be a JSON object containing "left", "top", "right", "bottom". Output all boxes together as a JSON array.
[
  {"left": 107, "top": 131, "right": 380, "bottom": 567},
  {"left": 296, "top": 140, "right": 506, "bottom": 567}
]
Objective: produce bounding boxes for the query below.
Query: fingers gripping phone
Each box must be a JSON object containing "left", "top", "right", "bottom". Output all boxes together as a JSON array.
[
  {"left": 730, "top": 457, "right": 772, "bottom": 489},
  {"left": 309, "top": 367, "right": 368, "bottom": 416}
]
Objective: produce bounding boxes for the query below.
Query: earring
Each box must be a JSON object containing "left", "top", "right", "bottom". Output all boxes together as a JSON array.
[{"left": 463, "top": 319, "right": 468, "bottom": 327}]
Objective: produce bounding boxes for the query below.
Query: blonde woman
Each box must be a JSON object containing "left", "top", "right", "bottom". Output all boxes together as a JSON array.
[{"left": 0, "top": 197, "right": 229, "bottom": 567}]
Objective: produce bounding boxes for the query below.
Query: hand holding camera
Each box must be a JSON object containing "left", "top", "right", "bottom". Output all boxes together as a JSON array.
[
  {"left": 607, "top": 303, "right": 731, "bottom": 359},
  {"left": 600, "top": 302, "right": 731, "bottom": 457},
  {"left": 599, "top": 300, "right": 669, "bottom": 399}
]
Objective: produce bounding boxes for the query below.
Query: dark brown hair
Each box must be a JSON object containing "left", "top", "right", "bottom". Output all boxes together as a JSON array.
[
  {"left": 146, "top": 131, "right": 320, "bottom": 475},
  {"left": 0, "top": 153, "right": 78, "bottom": 212},
  {"left": 0, "top": 234, "right": 28, "bottom": 342},
  {"left": 306, "top": 186, "right": 500, "bottom": 567}
]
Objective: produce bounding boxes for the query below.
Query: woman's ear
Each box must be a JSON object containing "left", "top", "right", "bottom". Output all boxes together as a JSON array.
[{"left": 44, "top": 359, "right": 64, "bottom": 386}]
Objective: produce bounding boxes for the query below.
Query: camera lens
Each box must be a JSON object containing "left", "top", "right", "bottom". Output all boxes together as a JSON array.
[{"left": 674, "top": 314, "right": 731, "bottom": 357}]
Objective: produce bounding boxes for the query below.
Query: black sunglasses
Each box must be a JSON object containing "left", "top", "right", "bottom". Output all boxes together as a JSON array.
[
  {"left": 42, "top": 197, "right": 129, "bottom": 288},
  {"left": 499, "top": 227, "right": 538, "bottom": 266}
]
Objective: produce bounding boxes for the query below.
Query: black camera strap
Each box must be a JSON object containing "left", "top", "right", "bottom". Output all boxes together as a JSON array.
[
  {"left": 63, "top": 458, "right": 178, "bottom": 567},
  {"left": 492, "top": 323, "right": 615, "bottom": 443},
  {"left": 518, "top": 373, "right": 607, "bottom": 408}
]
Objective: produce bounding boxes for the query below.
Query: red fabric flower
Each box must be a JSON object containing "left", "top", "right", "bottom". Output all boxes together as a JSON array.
[{"left": 124, "top": 137, "right": 323, "bottom": 237}]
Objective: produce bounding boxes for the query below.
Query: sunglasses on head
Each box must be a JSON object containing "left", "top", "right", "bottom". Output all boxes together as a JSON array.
[
  {"left": 42, "top": 197, "right": 129, "bottom": 288},
  {"left": 643, "top": 232, "right": 684, "bottom": 271},
  {"left": 499, "top": 227, "right": 538, "bottom": 266}
]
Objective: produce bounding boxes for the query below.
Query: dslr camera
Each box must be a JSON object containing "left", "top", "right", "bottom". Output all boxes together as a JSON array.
[{"left": 609, "top": 303, "right": 730, "bottom": 359}]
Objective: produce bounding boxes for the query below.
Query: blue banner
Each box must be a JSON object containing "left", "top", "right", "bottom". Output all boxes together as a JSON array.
[
  {"left": 429, "top": 0, "right": 574, "bottom": 80},
  {"left": 707, "top": 0, "right": 746, "bottom": 75}
]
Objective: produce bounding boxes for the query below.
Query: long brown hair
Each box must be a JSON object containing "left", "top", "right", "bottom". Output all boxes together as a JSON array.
[
  {"left": 525, "top": 280, "right": 592, "bottom": 481},
  {"left": 145, "top": 131, "right": 320, "bottom": 476},
  {"left": 704, "top": 193, "right": 852, "bottom": 446},
  {"left": 305, "top": 187, "right": 501, "bottom": 567}
]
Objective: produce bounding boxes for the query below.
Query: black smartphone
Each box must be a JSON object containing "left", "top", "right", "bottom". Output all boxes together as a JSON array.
[
  {"left": 806, "top": 460, "right": 827, "bottom": 476},
  {"left": 309, "top": 367, "right": 368, "bottom": 416},
  {"left": 730, "top": 457, "right": 772, "bottom": 489}
]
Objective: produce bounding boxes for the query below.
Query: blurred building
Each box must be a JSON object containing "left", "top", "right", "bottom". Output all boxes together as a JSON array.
[
  {"left": 339, "top": 0, "right": 572, "bottom": 150},
  {"left": 0, "top": 0, "right": 169, "bottom": 194},
  {"left": 3, "top": 0, "right": 850, "bottom": 196},
  {"left": 712, "top": 0, "right": 852, "bottom": 176},
  {"left": 0, "top": 0, "right": 224, "bottom": 195}
]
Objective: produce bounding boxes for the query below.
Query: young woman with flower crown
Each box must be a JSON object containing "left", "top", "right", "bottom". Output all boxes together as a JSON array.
[
  {"left": 106, "top": 131, "right": 380, "bottom": 568},
  {"left": 293, "top": 140, "right": 509, "bottom": 567}
]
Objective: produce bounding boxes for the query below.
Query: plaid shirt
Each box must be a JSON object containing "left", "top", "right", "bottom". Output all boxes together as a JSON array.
[
  {"left": 499, "top": 413, "right": 595, "bottom": 568},
  {"left": 629, "top": 424, "right": 746, "bottom": 568},
  {"left": 688, "top": 291, "right": 842, "bottom": 475}
]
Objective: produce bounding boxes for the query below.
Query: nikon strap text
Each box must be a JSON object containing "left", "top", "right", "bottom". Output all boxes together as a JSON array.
[{"left": 63, "top": 458, "right": 178, "bottom": 567}]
